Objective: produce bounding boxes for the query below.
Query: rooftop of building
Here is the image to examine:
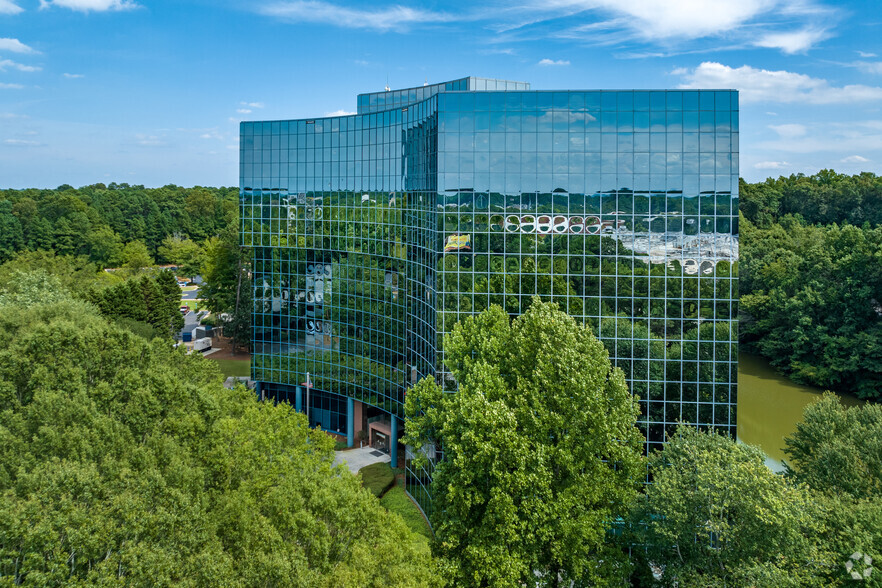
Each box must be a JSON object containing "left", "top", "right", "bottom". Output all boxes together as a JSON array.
[{"left": 356, "top": 76, "right": 530, "bottom": 114}]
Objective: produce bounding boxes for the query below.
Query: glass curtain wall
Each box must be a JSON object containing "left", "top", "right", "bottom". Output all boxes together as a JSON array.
[
  {"left": 240, "top": 83, "right": 739, "bottom": 518},
  {"left": 240, "top": 98, "right": 439, "bottom": 420},
  {"left": 434, "top": 90, "right": 738, "bottom": 454}
]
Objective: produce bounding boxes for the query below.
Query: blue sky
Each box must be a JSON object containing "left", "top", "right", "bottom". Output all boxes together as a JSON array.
[{"left": 1, "top": 0, "right": 881, "bottom": 188}]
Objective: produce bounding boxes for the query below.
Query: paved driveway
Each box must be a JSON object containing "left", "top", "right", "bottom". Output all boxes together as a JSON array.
[{"left": 333, "top": 446, "right": 390, "bottom": 474}]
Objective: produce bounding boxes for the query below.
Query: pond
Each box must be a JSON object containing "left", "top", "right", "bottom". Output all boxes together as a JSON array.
[{"left": 736, "top": 352, "right": 860, "bottom": 470}]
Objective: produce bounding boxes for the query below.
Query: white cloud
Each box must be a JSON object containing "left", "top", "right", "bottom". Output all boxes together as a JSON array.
[
  {"left": 495, "top": 0, "right": 836, "bottom": 54},
  {"left": 853, "top": 62, "right": 882, "bottom": 75},
  {"left": 757, "top": 120, "right": 882, "bottom": 154},
  {"left": 39, "top": 0, "right": 138, "bottom": 11},
  {"left": 259, "top": 1, "right": 457, "bottom": 31},
  {"left": 480, "top": 47, "right": 516, "bottom": 56},
  {"left": 134, "top": 133, "right": 165, "bottom": 146},
  {"left": 236, "top": 108, "right": 252, "bottom": 114},
  {"left": 769, "top": 123, "right": 807, "bottom": 138},
  {"left": 841, "top": 155, "right": 869, "bottom": 163},
  {"left": 241, "top": 101, "right": 264, "bottom": 108},
  {"left": 0, "top": 82, "right": 23, "bottom": 89},
  {"left": 0, "top": 1, "right": 23, "bottom": 14},
  {"left": 324, "top": 109, "right": 356, "bottom": 116},
  {"left": 548, "top": 0, "right": 779, "bottom": 40},
  {"left": 753, "top": 27, "right": 829, "bottom": 54},
  {"left": 195, "top": 129, "right": 223, "bottom": 140},
  {"left": 754, "top": 161, "right": 790, "bottom": 169},
  {"left": 0, "top": 59, "right": 40, "bottom": 72},
  {"left": 4, "top": 139, "right": 39, "bottom": 146},
  {"left": 255, "top": 0, "right": 834, "bottom": 54},
  {"left": 63, "top": 73, "right": 84, "bottom": 79},
  {"left": 675, "top": 62, "right": 882, "bottom": 104},
  {"left": 538, "top": 58, "right": 570, "bottom": 66},
  {"left": 858, "top": 51, "right": 877, "bottom": 58},
  {"left": 0, "top": 38, "right": 36, "bottom": 54}
]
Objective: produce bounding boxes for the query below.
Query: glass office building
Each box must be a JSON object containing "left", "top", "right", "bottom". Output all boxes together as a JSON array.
[{"left": 240, "top": 77, "right": 738, "bottom": 515}]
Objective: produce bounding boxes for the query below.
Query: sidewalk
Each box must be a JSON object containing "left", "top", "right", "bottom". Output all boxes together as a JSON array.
[{"left": 333, "top": 445, "right": 391, "bottom": 474}]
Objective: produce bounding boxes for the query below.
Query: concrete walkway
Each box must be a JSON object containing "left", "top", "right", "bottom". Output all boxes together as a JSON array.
[{"left": 333, "top": 445, "right": 390, "bottom": 474}]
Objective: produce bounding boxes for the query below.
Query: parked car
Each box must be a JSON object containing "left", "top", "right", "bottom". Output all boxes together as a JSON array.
[{"left": 180, "top": 306, "right": 189, "bottom": 314}]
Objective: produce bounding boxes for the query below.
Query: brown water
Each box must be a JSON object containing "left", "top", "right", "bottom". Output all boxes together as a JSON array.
[{"left": 737, "top": 352, "right": 861, "bottom": 469}]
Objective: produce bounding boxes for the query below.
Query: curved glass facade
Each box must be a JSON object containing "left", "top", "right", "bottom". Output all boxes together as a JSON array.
[{"left": 240, "top": 78, "right": 738, "bottom": 516}]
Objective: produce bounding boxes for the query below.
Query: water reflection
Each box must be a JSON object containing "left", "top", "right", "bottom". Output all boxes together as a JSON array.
[{"left": 737, "top": 353, "right": 860, "bottom": 471}]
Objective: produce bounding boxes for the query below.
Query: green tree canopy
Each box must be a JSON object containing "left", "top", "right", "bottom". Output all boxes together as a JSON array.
[
  {"left": 158, "top": 234, "right": 204, "bottom": 277},
  {"left": 778, "top": 397, "right": 882, "bottom": 586},
  {"left": 201, "top": 223, "right": 251, "bottom": 352},
  {"left": 121, "top": 239, "right": 154, "bottom": 271},
  {"left": 785, "top": 393, "right": 882, "bottom": 500},
  {"left": 404, "top": 299, "right": 644, "bottom": 587},
  {"left": 739, "top": 214, "right": 882, "bottom": 398},
  {"left": 0, "top": 184, "right": 238, "bottom": 266},
  {"left": 0, "top": 288, "right": 440, "bottom": 586},
  {"left": 0, "top": 269, "right": 74, "bottom": 307},
  {"left": 0, "top": 250, "right": 118, "bottom": 294},
  {"left": 633, "top": 426, "right": 830, "bottom": 587},
  {"left": 738, "top": 170, "right": 882, "bottom": 398}
]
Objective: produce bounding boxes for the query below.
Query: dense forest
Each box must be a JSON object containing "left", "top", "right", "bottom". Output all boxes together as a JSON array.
[
  {"left": 739, "top": 170, "right": 882, "bottom": 398},
  {"left": 0, "top": 184, "right": 248, "bottom": 347},
  {"left": 401, "top": 302, "right": 882, "bottom": 586},
  {"left": 0, "top": 183, "right": 237, "bottom": 266},
  {"left": 1, "top": 177, "right": 881, "bottom": 585},
  {"left": 1, "top": 172, "right": 880, "bottom": 398},
  {"left": 0, "top": 275, "right": 438, "bottom": 586}
]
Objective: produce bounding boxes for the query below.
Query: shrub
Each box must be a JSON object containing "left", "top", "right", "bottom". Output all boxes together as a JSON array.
[
  {"left": 381, "top": 485, "right": 433, "bottom": 540},
  {"left": 359, "top": 462, "right": 395, "bottom": 497}
]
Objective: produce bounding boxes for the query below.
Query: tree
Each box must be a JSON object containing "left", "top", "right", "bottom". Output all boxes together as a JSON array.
[
  {"left": 404, "top": 299, "right": 645, "bottom": 587},
  {"left": 201, "top": 224, "right": 251, "bottom": 353},
  {"left": 738, "top": 170, "right": 882, "bottom": 399},
  {"left": 0, "top": 184, "right": 240, "bottom": 267},
  {"left": 85, "top": 272, "right": 184, "bottom": 340},
  {"left": 781, "top": 395, "right": 882, "bottom": 586},
  {"left": 158, "top": 234, "right": 204, "bottom": 277},
  {"left": 185, "top": 187, "right": 218, "bottom": 217},
  {"left": 0, "top": 270, "right": 74, "bottom": 307},
  {"left": 785, "top": 393, "right": 882, "bottom": 500},
  {"left": 155, "top": 269, "right": 185, "bottom": 336},
  {"left": 0, "top": 251, "right": 117, "bottom": 295},
  {"left": 0, "top": 283, "right": 442, "bottom": 586},
  {"left": 139, "top": 275, "right": 169, "bottom": 333},
  {"left": 223, "top": 272, "right": 252, "bottom": 352},
  {"left": 0, "top": 200, "right": 24, "bottom": 263},
  {"left": 632, "top": 426, "right": 829, "bottom": 587},
  {"left": 84, "top": 224, "right": 124, "bottom": 267},
  {"left": 121, "top": 239, "right": 154, "bottom": 272},
  {"left": 740, "top": 216, "right": 882, "bottom": 398}
]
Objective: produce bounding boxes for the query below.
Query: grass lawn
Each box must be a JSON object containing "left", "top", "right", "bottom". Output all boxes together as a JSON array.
[
  {"left": 380, "top": 484, "right": 433, "bottom": 540},
  {"left": 180, "top": 285, "right": 198, "bottom": 292},
  {"left": 211, "top": 359, "right": 250, "bottom": 378},
  {"left": 358, "top": 462, "right": 395, "bottom": 497},
  {"left": 179, "top": 300, "right": 199, "bottom": 312}
]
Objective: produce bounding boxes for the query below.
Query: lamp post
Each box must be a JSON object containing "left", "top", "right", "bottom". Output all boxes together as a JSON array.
[{"left": 305, "top": 372, "right": 311, "bottom": 424}]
